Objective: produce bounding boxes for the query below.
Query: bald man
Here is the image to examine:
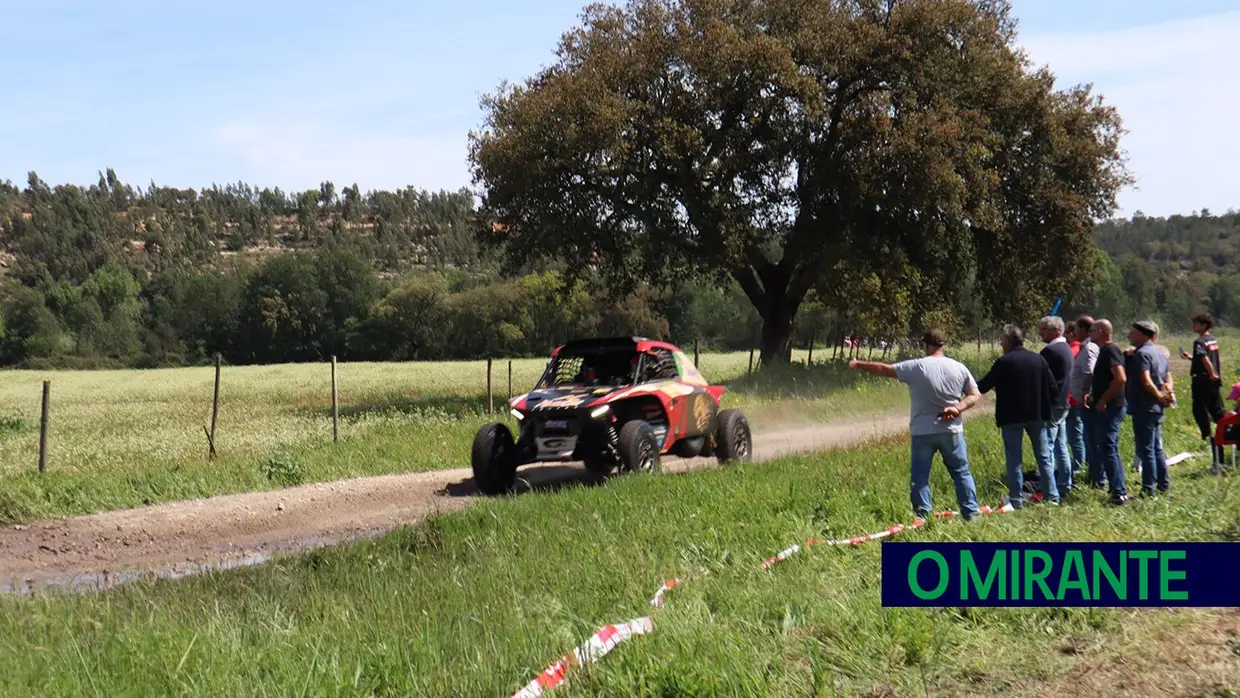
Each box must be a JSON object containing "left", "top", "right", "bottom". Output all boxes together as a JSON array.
[{"left": 1084, "top": 319, "right": 1129, "bottom": 506}]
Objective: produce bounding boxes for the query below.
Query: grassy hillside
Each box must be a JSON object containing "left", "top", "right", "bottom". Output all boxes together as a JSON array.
[{"left": 0, "top": 393, "right": 1235, "bottom": 696}]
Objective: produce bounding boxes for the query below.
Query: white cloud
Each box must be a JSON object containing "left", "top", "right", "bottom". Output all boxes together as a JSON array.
[
  {"left": 209, "top": 122, "right": 475, "bottom": 195},
  {"left": 1018, "top": 11, "right": 1240, "bottom": 217}
]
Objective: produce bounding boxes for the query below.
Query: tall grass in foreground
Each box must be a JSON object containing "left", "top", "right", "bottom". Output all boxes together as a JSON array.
[
  {"left": 0, "top": 402, "right": 1234, "bottom": 696},
  {"left": 0, "top": 353, "right": 909, "bottom": 523}
]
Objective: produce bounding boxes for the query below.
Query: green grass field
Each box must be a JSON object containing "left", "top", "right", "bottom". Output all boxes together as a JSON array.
[
  {"left": 0, "top": 387, "right": 1234, "bottom": 696},
  {"left": 0, "top": 348, "right": 925, "bottom": 524}
]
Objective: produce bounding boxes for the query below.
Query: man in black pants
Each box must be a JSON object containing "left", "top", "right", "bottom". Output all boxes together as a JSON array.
[{"left": 1181, "top": 312, "right": 1226, "bottom": 470}]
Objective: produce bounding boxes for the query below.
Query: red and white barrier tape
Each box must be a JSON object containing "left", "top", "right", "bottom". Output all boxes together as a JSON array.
[
  {"left": 761, "top": 502, "right": 1014, "bottom": 569},
  {"left": 649, "top": 577, "right": 683, "bottom": 609},
  {"left": 509, "top": 617, "right": 655, "bottom": 698},
  {"left": 509, "top": 500, "right": 1016, "bottom": 697}
]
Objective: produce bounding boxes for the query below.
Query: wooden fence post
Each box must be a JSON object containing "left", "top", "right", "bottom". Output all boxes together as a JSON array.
[
  {"left": 38, "top": 379, "right": 50, "bottom": 473},
  {"left": 748, "top": 345, "right": 755, "bottom": 376},
  {"left": 206, "top": 353, "right": 221, "bottom": 459},
  {"left": 693, "top": 339, "right": 700, "bottom": 367},
  {"left": 331, "top": 355, "right": 339, "bottom": 443},
  {"left": 508, "top": 360, "right": 513, "bottom": 400},
  {"left": 807, "top": 330, "right": 816, "bottom": 365},
  {"left": 486, "top": 358, "right": 494, "bottom": 414}
]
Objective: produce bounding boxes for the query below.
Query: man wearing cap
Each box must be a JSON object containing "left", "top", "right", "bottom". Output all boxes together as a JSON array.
[
  {"left": 849, "top": 329, "right": 983, "bottom": 520},
  {"left": 1126, "top": 320, "right": 1174, "bottom": 496}
]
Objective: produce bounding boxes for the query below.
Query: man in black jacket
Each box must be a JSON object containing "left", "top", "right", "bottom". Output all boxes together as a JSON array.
[
  {"left": 977, "top": 324, "right": 1060, "bottom": 508},
  {"left": 1039, "top": 316, "right": 1075, "bottom": 497}
]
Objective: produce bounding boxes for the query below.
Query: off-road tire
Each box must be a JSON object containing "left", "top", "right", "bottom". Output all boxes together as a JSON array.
[
  {"left": 714, "top": 408, "right": 752, "bottom": 464},
  {"left": 471, "top": 423, "right": 518, "bottom": 495},
  {"left": 617, "top": 420, "right": 661, "bottom": 473}
]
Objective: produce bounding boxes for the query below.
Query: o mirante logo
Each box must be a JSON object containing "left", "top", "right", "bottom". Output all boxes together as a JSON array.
[{"left": 881, "top": 542, "right": 1240, "bottom": 607}]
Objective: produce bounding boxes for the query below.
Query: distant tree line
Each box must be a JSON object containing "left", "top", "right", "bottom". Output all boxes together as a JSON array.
[
  {"left": 1087, "top": 210, "right": 1240, "bottom": 328},
  {"left": 0, "top": 168, "right": 1234, "bottom": 370}
]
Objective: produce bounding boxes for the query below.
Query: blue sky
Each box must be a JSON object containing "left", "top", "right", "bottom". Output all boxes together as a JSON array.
[{"left": 2, "top": 0, "right": 1238, "bottom": 218}]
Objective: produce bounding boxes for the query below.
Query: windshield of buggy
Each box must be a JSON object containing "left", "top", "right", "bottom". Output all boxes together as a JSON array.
[{"left": 538, "top": 347, "right": 639, "bottom": 388}]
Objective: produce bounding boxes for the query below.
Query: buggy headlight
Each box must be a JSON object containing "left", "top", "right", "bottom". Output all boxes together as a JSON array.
[
  {"left": 590, "top": 405, "right": 611, "bottom": 419},
  {"left": 511, "top": 408, "right": 525, "bottom": 421}
]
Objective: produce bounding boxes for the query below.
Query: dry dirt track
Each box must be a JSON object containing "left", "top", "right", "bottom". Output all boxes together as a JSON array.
[{"left": 0, "top": 407, "right": 991, "bottom": 594}]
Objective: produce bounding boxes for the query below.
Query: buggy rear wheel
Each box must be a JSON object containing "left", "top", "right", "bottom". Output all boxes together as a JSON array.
[
  {"left": 471, "top": 422, "right": 518, "bottom": 495},
  {"left": 714, "top": 408, "right": 752, "bottom": 464}
]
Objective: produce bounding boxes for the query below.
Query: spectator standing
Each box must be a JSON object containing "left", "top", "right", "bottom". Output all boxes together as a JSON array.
[
  {"left": 1068, "top": 316, "right": 1099, "bottom": 480},
  {"left": 977, "top": 325, "right": 1060, "bottom": 507},
  {"left": 1181, "top": 313, "right": 1226, "bottom": 471},
  {"left": 1131, "top": 332, "right": 1176, "bottom": 477},
  {"left": 1038, "top": 316, "right": 1075, "bottom": 497},
  {"left": 848, "top": 330, "right": 983, "bottom": 520},
  {"left": 1085, "top": 319, "right": 1128, "bottom": 505},
  {"left": 1126, "top": 321, "right": 1173, "bottom": 497}
]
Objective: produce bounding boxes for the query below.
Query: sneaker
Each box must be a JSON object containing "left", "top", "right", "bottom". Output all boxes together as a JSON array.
[{"left": 1106, "top": 494, "right": 1129, "bottom": 507}]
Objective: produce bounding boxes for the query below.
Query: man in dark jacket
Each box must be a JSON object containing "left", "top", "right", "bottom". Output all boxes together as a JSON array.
[
  {"left": 977, "top": 324, "right": 1060, "bottom": 507},
  {"left": 1039, "top": 316, "right": 1075, "bottom": 498}
]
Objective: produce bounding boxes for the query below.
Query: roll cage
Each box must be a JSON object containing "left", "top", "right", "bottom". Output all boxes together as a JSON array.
[{"left": 535, "top": 337, "right": 681, "bottom": 390}]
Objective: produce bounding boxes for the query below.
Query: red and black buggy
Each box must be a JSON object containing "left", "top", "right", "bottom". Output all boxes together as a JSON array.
[{"left": 470, "top": 337, "right": 753, "bottom": 494}]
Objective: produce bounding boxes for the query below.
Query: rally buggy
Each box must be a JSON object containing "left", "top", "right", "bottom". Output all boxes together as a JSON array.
[{"left": 470, "top": 337, "right": 753, "bottom": 495}]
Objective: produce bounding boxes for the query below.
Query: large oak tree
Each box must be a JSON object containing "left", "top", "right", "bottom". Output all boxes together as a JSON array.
[{"left": 468, "top": 0, "right": 1130, "bottom": 363}]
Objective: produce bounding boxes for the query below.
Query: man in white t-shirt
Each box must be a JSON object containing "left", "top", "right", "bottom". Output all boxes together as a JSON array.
[{"left": 850, "top": 329, "right": 984, "bottom": 520}]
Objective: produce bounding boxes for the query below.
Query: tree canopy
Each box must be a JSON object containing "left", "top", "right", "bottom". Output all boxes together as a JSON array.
[{"left": 468, "top": 0, "right": 1130, "bottom": 362}]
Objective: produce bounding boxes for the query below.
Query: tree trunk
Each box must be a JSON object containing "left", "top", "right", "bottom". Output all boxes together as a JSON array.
[
  {"left": 758, "top": 302, "right": 797, "bottom": 366},
  {"left": 731, "top": 258, "right": 808, "bottom": 369}
]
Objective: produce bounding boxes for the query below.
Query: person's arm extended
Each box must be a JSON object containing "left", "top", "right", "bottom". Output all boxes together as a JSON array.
[
  {"left": 976, "top": 361, "right": 1000, "bottom": 394},
  {"left": 849, "top": 359, "right": 896, "bottom": 379}
]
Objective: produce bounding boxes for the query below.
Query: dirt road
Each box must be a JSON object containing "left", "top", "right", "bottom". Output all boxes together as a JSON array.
[{"left": 1, "top": 408, "right": 975, "bottom": 594}]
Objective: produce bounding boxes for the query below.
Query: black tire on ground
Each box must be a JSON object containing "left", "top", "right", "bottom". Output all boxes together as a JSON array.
[
  {"left": 471, "top": 422, "right": 518, "bottom": 495},
  {"left": 617, "top": 420, "right": 661, "bottom": 473},
  {"left": 714, "top": 408, "right": 753, "bottom": 464}
]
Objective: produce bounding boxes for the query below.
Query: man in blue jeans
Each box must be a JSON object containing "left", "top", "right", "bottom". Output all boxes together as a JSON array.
[
  {"left": 1126, "top": 320, "right": 1174, "bottom": 497},
  {"left": 977, "top": 324, "right": 1059, "bottom": 508},
  {"left": 1038, "top": 316, "right": 1075, "bottom": 497},
  {"left": 1085, "top": 319, "right": 1129, "bottom": 505},
  {"left": 849, "top": 329, "right": 983, "bottom": 520}
]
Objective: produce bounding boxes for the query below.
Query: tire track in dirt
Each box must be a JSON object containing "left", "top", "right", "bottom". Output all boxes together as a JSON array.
[{"left": 0, "top": 404, "right": 992, "bottom": 594}]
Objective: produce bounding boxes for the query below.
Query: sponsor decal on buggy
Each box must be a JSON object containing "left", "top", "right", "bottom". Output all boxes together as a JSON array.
[
  {"left": 536, "top": 436, "right": 577, "bottom": 459},
  {"left": 693, "top": 394, "right": 712, "bottom": 432},
  {"left": 535, "top": 393, "right": 591, "bottom": 410},
  {"left": 654, "top": 381, "right": 696, "bottom": 398},
  {"left": 544, "top": 419, "right": 570, "bottom": 431},
  {"left": 672, "top": 350, "right": 710, "bottom": 387}
]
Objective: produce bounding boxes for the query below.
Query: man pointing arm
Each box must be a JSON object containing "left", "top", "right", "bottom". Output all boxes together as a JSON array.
[{"left": 850, "top": 330, "right": 982, "bottom": 520}]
